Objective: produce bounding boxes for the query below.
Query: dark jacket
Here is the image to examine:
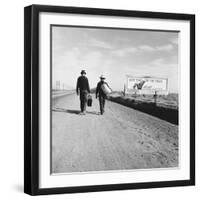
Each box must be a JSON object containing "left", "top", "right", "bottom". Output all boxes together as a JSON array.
[
  {"left": 96, "top": 81, "right": 110, "bottom": 97},
  {"left": 76, "top": 76, "right": 90, "bottom": 94}
]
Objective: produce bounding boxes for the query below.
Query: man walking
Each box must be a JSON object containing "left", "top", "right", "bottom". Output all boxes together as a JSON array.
[
  {"left": 76, "top": 70, "right": 90, "bottom": 115},
  {"left": 96, "top": 75, "right": 111, "bottom": 115}
]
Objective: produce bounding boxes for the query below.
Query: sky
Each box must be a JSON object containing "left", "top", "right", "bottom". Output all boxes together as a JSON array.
[{"left": 52, "top": 26, "right": 179, "bottom": 93}]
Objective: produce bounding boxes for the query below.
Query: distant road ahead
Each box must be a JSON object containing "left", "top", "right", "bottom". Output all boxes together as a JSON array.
[
  {"left": 52, "top": 93, "right": 178, "bottom": 173},
  {"left": 52, "top": 90, "right": 75, "bottom": 98}
]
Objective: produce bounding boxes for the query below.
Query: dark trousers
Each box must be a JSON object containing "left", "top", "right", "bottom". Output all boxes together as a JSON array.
[
  {"left": 80, "top": 90, "right": 88, "bottom": 112},
  {"left": 99, "top": 95, "right": 106, "bottom": 114}
]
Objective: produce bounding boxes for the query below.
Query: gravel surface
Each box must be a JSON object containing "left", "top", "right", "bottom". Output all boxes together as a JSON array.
[{"left": 51, "top": 94, "right": 178, "bottom": 173}]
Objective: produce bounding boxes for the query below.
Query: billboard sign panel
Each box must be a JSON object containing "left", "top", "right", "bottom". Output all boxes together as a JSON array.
[{"left": 126, "top": 76, "right": 168, "bottom": 94}]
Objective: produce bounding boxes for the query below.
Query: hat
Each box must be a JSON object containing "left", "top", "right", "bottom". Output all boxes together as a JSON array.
[
  {"left": 81, "top": 70, "right": 86, "bottom": 75},
  {"left": 100, "top": 75, "right": 106, "bottom": 79}
]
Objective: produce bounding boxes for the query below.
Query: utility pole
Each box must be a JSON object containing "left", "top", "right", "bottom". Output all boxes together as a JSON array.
[{"left": 56, "top": 80, "right": 60, "bottom": 90}]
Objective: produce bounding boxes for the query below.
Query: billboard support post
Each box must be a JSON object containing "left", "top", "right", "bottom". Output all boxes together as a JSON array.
[{"left": 153, "top": 91, "right": 158, "bottom": 105}]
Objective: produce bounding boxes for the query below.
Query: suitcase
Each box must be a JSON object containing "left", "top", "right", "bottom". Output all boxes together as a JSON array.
[
  {"left": 101, "top": 83, "right": 112, "bottom": 95},
  {"left": 87, "top": 95, "right": 92, "bottom": 107}
]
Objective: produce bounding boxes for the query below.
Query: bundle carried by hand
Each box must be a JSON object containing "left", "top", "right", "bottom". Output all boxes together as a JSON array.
[{"left": 87, "top": 94, "right": 92, "bottom": 107}]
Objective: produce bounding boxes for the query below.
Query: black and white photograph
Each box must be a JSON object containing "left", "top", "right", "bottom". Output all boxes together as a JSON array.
[
  {"left": 51, "top": 25, "right": 179, "bottom": 174},
  {"left": 24, "top": 5, "right": 195, "bottom": 195}
]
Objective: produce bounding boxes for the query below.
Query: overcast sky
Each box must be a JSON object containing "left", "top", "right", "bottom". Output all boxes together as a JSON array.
[{"left": 52, "top": 26, "right": 179, "bottom": 93}]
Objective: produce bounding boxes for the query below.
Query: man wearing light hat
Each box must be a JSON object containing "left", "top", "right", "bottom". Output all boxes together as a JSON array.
[
  {"left": 96, "top": 75, "right": 112, "bottom": 115},
  {"left": 76, "top": 70, "right": 90, "bottom": 115}
]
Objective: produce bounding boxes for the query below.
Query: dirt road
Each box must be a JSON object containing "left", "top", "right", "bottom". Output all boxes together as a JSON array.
[{"left": 52, "top": 93, "right": 178, "bottom": 173}]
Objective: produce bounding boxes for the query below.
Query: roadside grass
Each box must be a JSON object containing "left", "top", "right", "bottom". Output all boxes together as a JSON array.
[{"left": 108, "top": 92, "right": 178, "bottom": 125}]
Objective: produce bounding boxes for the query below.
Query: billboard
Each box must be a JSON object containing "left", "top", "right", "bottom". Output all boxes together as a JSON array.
[{"left": 126, "top": 76, "right": 168, "bottom": 94}]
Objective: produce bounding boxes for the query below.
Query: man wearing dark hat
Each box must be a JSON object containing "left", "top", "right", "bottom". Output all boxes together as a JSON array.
[
  {"left": 76, "top": 70, "right": 90, "bottom": 115},
  {"left": 96, "top": 75, "right": 111, "bottom": 115}
]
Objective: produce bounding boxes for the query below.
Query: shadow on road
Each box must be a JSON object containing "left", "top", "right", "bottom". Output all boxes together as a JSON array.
[
  {"left": 52, "top": 108, "right": 80, "bottom": 114},
  {"left": 52, "top": 108, "right": 99, "bottom": 115}
]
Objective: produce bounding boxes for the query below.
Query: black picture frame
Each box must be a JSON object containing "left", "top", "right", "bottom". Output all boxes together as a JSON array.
[{"left": 24, "top": 4, "right": 195, "bottom": 196}]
